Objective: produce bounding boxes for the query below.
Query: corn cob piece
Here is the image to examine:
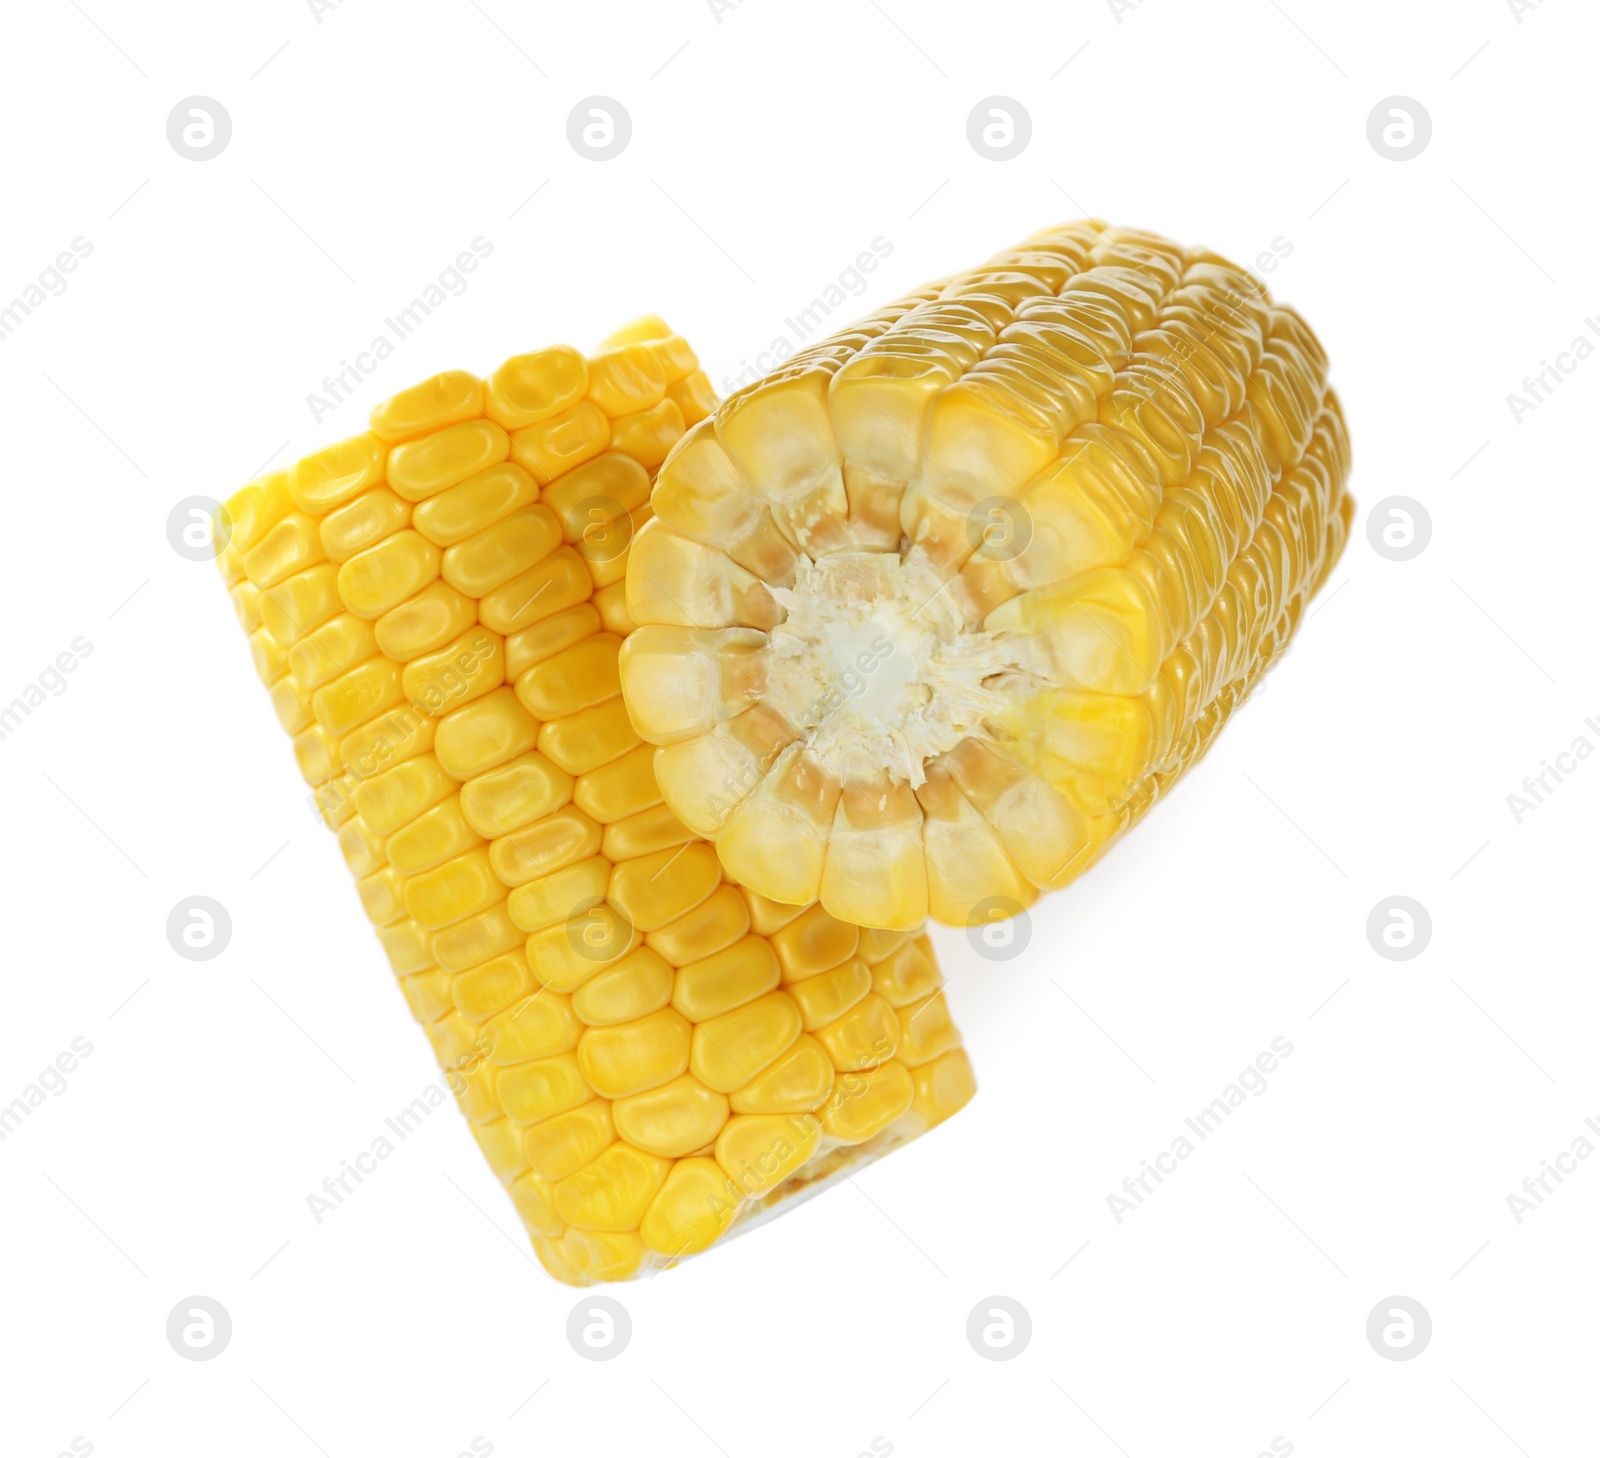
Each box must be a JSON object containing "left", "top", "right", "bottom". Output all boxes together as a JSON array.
[
  {"left": 214, "top": 323, "right": 974, "bottom": 1285},
  {"left": 619, "top": 223, "right": 1353, "bottom": 930}
]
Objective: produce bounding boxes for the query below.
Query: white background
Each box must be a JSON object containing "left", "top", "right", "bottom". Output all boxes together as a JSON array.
[{"left": 1, "top": 1, "right": 1595, "bottom": 1455}]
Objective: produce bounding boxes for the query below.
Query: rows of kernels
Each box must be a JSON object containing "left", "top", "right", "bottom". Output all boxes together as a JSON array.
[
  {"left": 619, "top": 224, "right": 1353, "bottom": 927},
  {"left": 218, "top": 324, "right": 973, "bottom": 1286}
]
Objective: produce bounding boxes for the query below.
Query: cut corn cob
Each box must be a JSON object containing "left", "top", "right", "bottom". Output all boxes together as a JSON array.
[
  {"left": 619, "top": 222, "right": 1353, "bottom": 929},
  {"left": 214, "top": 323, "right": 974, "bottom": 1286}
]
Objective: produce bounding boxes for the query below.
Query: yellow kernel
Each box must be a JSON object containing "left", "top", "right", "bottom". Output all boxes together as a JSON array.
[
  {"left": 592, "top": 579, "right": 636, "bottom": 636},
  {"left": 402, "top": 627, "right": 504, "bottom": 716},
  {"left": 313, "top": 657, "right": 404, "bottom": 739},
  {"left": 601, "top": 803, "right": 695, "bottom": 864},
  {"left": 486, "top": 346, "right": 589, "bottom": 431},
  {"left": 911, "top": 1047, "right": 978, "bottom": 1128},
  {"left": 441, "top": 504, "right": 563, "bottom": 598},
  {"left": 522, "top": 1099, "right": 614, "bottom": 1181},
  {"left": 607, "top": 842, "right": 721, "bottom": 933},
  {"left": 376, "top": 919, "right": 432, "bottom": 975},
  {"left": 898, "top": 991, "right": 961, "bottom": 1067},
  {"left": 497, "top": 1053, "right": 592, "bottom": 1125},
  {"left": 370, "top": 369, "right": 483, "bottom": 444},
  {"left": 435, "top": 687, "right": 539, "bottom": 780},
  {"left": 771, "top": 904, "right": 860, "bottom": 982},
  {"left": 356, "top": 866, "right": 407, "bottom": 925},
  {"left": 452, "top": 950, "right": 536, "bottom": 1022},
  {"left": 400, "top": 967, "right": 457, "bottom": 1026},
  {"left": 458, "top": 751, "right": 573, "bottom": 838},
  {"left": 569, "top": 947, "right": 675, "bottom": 1027},
  {"left": 640, "top": 1157, "right": 741, "bottom": 1257},
  {"left": 715, "top": 1112, "right": 820, "bottom": 1197},
  {"left": 483, "top": 987, "right": 582, "bottom": 1065},
  {"left": 506, "top": 855, "right": 611, "bottom": 933},
  {"left": 337, "top": 816, "right": 387, "bottom": 877},
  {"left": 353, "top": 752, "right": 456, "bottom": 835},
  {"left": 479, "top": 546, "right": 593, "bottom": 635},
  {"left": 560, "top": 1227, "right": 647, "bottom": 1283},
  {"left": 537, "top": 697, "right": 640, "bottom": 776},
  {"left": 573, "top": 742, "right": 661, "bottom": 825},
  {"left": 490, "top": 806, "right": 602, "bottom": 887},
  {"left": 870, "top": 937, "right": 943, "bottom": 1007},
  {"left": 727, "top": 1033, "right": 835, "bottom": 1114},
  {"left": 612, "top": 1075, "right": 729, "bottom": 1158},
  {"left": 289, "top": 433, "right": 385, "bottom": 513},
  {"left": 412, "top": 462, "right": 539, "bottom": 547},
  {"left": 319, "top": 488, "right": 412, "bottom": 563},
  {"left": 505, "top": 604, "right": 601, "bottom": 678},
  {"left": 404, "top": 847, "right": 502, "bottom": 928},
  {"left": 509, "top": 1171, "right": 565, "bottom": 1235},
  {"left": 515, "top": 633, "right": 621, "bottom": 720},
  {"left": 788, "top": 957, "right": 871, "bottom": 1032},
  {"left": 340, "top": 705, "right": 435, "bottom": 780},
  {"left": 509, "top": 401, "right": 610, "bottom": 483},
  {"left": 337, "top": 530, "right": 441, "bottom": 619},
  {"left": 646, "top": 883, "right": 749, "bottom": 969},
  {"left": 691, "top": 991, "right": 803, "bottom": 1094},
  {"left": 607, "top": 397, "right": 685, "bottom": 472},
  {"left": 819, "top": 1060, "right": 915, "bottom": 1144},
  {"left": 470, "top": 1117, "right": 530, "bottom": 1186},
  {"left": 816, "top": 993, "right": 899, "bottom": 1072},
  {"left": 525, "top": 908, "right": 642, "bottom": 993},
  {"left": 433, "top": 903, "right": 524, "bottom": 972},
  {"left": 541, "top": 453, "right": 651, "bottom": 547},
  {"left": 667, "top": 370, "right": 718, "bottom": 427},
  {"left": 290, "top": 613, "right": 376, "bottom": 691},
  {"left": 577, "top": 1007, "right": 694, "bottom": 1099},
  {"left": 553, "top": 1142, "right": 671, "bottom": 1232},
  {"left": 374, "top": 580, "right": 478, "bottom": 662},
  {"left": 244, "top": 512, "right": 325, "bottom": 589},
  {"left": 388, "top": 419, "right": 510, "bottom": 502},
  {"left": 586, "top": 343, "right": 667, "bottom": 417},
  {"left": 671, "top": 936, "right": 780, "bottom": 1022},
  {"left": 261, "top": 564, "right": 342, "bottom": 646},
  {"left": 386, "top": 797, "right": 484, "bottom": 875}
]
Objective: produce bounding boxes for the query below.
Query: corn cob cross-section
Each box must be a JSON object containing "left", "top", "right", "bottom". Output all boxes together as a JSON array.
[
  {"left": 619, "top": 221, "right": 1354, "bottom": 930},
  {"left": 213, "top": 323, "right": 975, "bottom": 1285}
]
